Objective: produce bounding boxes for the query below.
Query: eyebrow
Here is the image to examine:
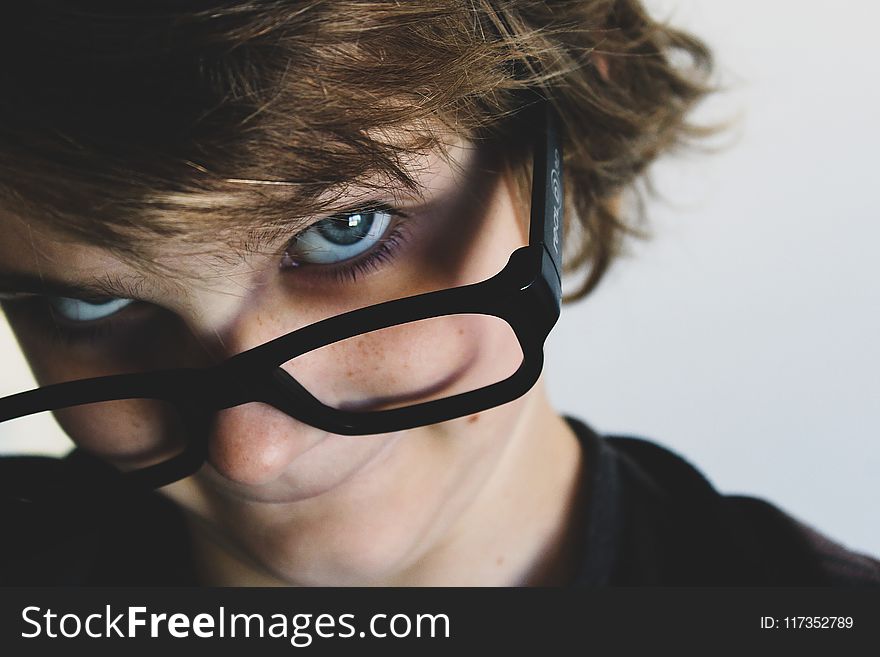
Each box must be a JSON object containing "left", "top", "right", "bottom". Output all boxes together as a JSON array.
[{"left": 0, "top": 270, "right": 145, "bottom": 301}]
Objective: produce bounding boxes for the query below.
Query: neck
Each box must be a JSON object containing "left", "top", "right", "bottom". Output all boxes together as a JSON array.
[{"left": 389, "top": 384, "right": 588, "bottom": 586}]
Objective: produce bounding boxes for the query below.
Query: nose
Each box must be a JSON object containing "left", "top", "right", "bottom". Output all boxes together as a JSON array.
[
  {"left": 206, "top": 401, "right": 320, "bottom": 487},
  {"left": 204, "top": 312, "right": 298, "bottom": 365},
  {"left": 181, "top": 275, "right": 308, "bottom": 364},
  {"left": 181, "top": 287, "right": 329, "bottom": 485}
]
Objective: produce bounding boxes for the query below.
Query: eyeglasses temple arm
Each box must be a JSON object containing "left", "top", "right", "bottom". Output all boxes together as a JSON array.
[{"left": 528, "top": 102, "right": 564, "bottom": 308}]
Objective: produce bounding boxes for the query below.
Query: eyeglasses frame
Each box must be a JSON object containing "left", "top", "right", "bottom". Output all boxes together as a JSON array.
[{"left": 0, "top": 101, "right": 564, "bottom": 493}]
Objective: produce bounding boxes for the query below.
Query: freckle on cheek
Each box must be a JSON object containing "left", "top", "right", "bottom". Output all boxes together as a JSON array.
[{"left": 468, "top": 414, "right": 479, "bottom": 424}]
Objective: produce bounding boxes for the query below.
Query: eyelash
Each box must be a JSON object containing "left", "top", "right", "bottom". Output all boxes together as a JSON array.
[
  {"left": 281, "top": 205, "right": 411, "bottom": 285},
  {"left": 6, "top": 297, "right": 143, "bottom": 347},
  {"left": 52, "top": 317, "right": 118, "bottom": 345},
  {"left": 7, "top": 205, "right": 412, "bottom": 346},
  {"left": 295, "top": 224, "right": 410, "bottom": 285}
]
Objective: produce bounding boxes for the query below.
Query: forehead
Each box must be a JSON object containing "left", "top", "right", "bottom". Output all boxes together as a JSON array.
[
  {"left": 0, "top": 214, "right": 169, "bottom": 301},
  {"left": 1, "top": 109, "right": 475, "bottom": 261},
  {"left": 0, "top": 139, "right": 479, "bottom": 295}
]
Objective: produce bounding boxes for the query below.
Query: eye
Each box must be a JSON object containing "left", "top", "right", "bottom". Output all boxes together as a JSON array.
[
  {"left": 48, "top": 296, "right": 134, "bottom": 322},
  {"left": 282, "top": 208, "right": 395, "bottom": 266}
]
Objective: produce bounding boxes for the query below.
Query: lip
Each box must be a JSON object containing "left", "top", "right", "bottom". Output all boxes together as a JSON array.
[{"left": 199, "top": 429, "right": 403, "bottom": 504}]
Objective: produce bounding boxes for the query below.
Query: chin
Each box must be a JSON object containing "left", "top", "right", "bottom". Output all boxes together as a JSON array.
[
  {"left": 164, "top": 400, "right": 529, "bottom": 586},
  {"left": 168, "top": 430, "right": 440, "bottom": 585}
]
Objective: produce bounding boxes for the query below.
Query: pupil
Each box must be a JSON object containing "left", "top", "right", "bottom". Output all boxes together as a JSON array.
[{"left": 317, "top": 213, "right": 374, "bottom": 246}]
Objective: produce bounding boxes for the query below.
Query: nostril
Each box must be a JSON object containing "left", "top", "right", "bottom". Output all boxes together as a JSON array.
[{"left": 206, "top": 403, "right": 317, "bottom": 487}]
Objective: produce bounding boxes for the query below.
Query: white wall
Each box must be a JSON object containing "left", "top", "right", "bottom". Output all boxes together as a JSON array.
[{"left": 546, "top": 0, "right": 880, "bottom": 556}]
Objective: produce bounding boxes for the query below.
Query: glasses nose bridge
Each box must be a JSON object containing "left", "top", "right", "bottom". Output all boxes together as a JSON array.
[
  {"left": 200, "top": 357, "right": 278, "bottom": 410},
  {"left": 198, "top": 354, "right": 316, "bottom": 421}
]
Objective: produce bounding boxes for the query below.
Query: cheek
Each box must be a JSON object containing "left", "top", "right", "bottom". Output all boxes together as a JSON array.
[
  {"left": 53, "top": 399, "right": 185, "bottom": 470},
  {"left": 285, "top": 314, "right": 523, "bottom": 409},
  {"left": 7, "top": 310, "right": 202, "bottom": 386}
]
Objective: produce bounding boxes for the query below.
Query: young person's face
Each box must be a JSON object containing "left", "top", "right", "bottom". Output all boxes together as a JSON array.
[{"left": 0, "top": 138, "right": 551, "bottom": 585}]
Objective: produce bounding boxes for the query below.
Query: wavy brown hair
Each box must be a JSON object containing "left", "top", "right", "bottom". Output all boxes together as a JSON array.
[{"left": 0, "top": 0, "right": 712, "bottom": 300}]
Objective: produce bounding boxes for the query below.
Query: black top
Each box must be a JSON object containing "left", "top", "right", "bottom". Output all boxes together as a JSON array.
[
  {"left": 567, "top": 418, "right": 879, "bottom": 586},
  {"left": 1, "top": 418, "right": 878, "bottom": 586}
]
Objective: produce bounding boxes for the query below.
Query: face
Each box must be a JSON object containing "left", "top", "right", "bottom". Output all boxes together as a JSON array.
[{"left": 0, "top": 139, "right": 549, "bottom": 585}]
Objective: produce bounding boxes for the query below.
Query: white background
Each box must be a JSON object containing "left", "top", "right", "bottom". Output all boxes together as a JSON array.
[
  {"left": 1, "top": 1, "right": 878, "bottom": 558},
  {"left": 546, "top": 0, "right": 880, "bottom": 556}
]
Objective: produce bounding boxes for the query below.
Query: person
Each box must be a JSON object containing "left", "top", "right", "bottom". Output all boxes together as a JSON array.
[{"left": 0, "top": 0, "right": 877, "bottom": 587}]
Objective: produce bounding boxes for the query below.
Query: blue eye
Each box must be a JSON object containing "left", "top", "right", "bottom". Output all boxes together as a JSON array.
[
  {"left": 283, "top": 208, "right": 394, "bottom": 266},
  {"left": 49, "top": 296, "right": 134, "bottom": 322}
]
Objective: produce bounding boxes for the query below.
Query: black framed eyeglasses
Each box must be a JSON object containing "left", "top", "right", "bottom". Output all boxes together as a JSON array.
[{"left": 0, "top": 102, "right": 564, "bottom": 499}]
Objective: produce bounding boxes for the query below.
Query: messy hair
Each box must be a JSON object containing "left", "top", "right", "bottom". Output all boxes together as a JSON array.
[{"left": 0, "top": 0, "right": 712, "bottom": 300}]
